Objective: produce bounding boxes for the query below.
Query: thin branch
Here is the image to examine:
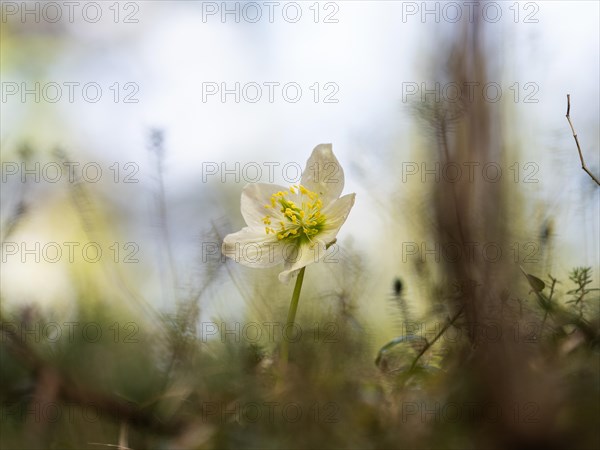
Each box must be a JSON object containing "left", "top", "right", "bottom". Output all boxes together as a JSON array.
[
  {"left": 566, "top": 94, "right": 600, "bottom": 186},
  {"left": 409, "top": 306, "right": 464, "bottom": 371},
  {"left": 149, "top": 129, "right": 179, "bottom": 304}
]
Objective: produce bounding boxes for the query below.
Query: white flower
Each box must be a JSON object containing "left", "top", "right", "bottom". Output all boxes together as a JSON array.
[{"left": 222, "top": 144, "right": 356, "bottom": 283}]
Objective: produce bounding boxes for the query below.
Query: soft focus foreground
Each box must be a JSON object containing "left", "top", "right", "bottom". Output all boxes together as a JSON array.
[{"left": 1, "top": 2, "right": 599, "bottom": 449}]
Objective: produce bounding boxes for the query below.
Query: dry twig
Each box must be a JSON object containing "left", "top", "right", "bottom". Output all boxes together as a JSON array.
[{"left": 565, "top": 94, "right": 600, "bottom": 186}]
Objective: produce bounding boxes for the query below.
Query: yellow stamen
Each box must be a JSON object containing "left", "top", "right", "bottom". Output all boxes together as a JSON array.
[{"left": 265, "top": 185, "right": 327, "bottom": 242}]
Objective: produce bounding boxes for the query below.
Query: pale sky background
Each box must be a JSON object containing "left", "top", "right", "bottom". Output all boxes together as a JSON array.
[{"left": 1, "top": 1, "right": 599, "bottom": 323}]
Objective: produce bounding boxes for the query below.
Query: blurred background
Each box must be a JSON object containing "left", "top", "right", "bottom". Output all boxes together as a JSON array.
[{"left": 1, "top": 1, "right": 599, "bottom": 449}]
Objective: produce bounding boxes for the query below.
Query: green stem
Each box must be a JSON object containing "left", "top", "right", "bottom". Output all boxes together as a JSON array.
[{"left": 280, "top": 267, "right": 306, "bottom": 365}]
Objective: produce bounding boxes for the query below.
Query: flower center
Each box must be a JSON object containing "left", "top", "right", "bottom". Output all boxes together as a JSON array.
[{"left": 263, "top": 185, "right": 326, "bottom": 242}]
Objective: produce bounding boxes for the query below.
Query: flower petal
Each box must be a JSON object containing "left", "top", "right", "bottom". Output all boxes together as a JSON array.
[
  {"left": 300, "top": 144, "right": 345, "bottom": 206},
  {"left": 278, "top": 240, "right": 327, "bottom": 283},
  {"left": 222, "top": 227, "right": 285, "bottom": 268},
  {"left": 241, "top": 183, "right": 287, "bottom": 227},
  {"left": 318, "top": 193, "right": 356, "bottom": 245}
]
